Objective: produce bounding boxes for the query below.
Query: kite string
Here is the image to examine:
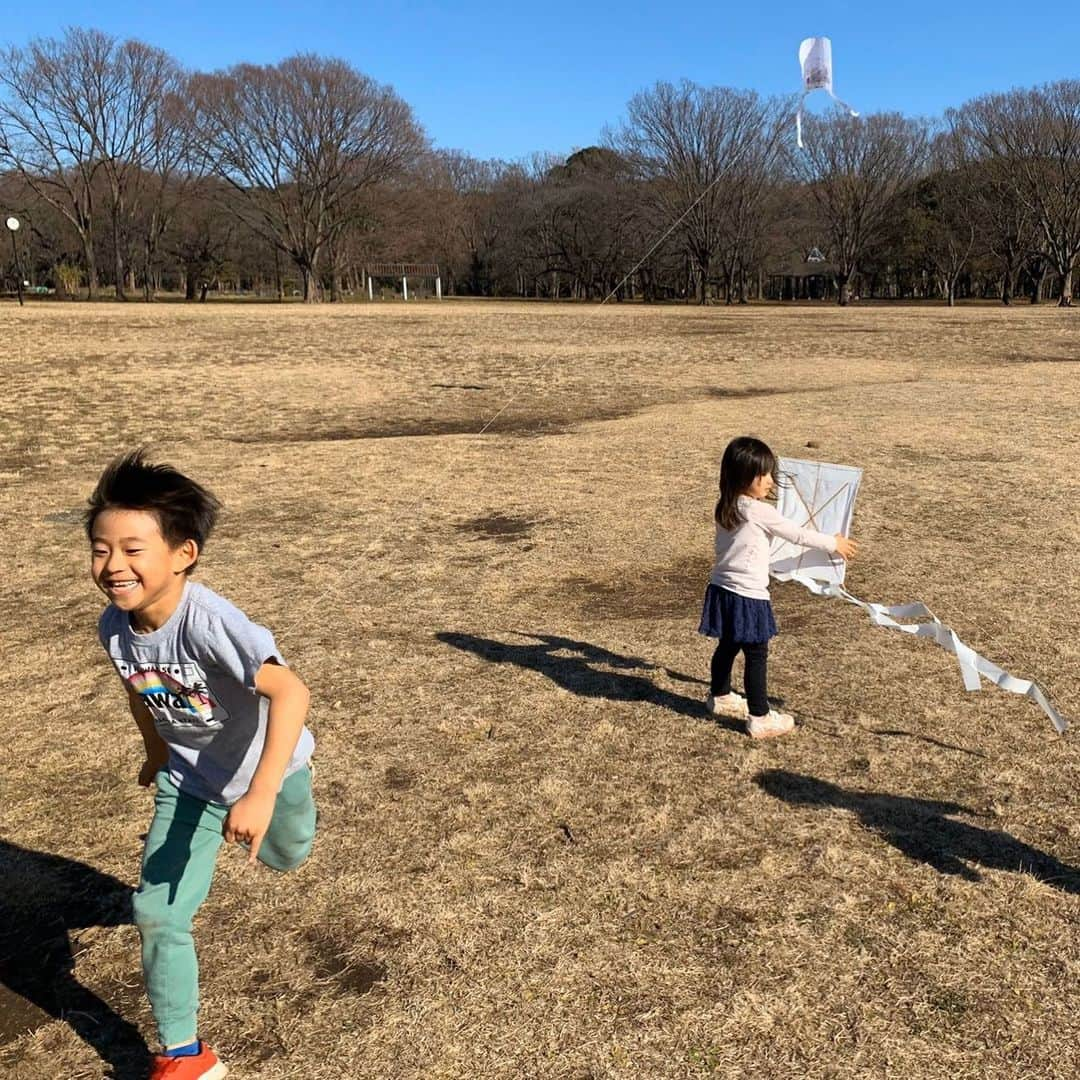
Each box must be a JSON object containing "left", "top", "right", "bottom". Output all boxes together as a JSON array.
[
  {"left": 477, "top": 154, "right": 759, "bottom": 435},
  {"left": 279, "top": 137, "right": 762, "bottom": 638}
]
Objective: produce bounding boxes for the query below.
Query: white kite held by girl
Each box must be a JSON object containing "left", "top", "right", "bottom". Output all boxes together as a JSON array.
[
  {"left": 797, "top": 37, "right": 859, "bottom": 149},
  {"left": 769, "top": 458, "right": 1068, "bottom": 732}
]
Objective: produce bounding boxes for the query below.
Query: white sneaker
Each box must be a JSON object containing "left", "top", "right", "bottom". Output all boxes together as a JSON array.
[
  {"left": 746, "top": 710, "right": 795, "bottom": 740},
  {"left": 706, "top": 691, "right": 749, "bottom": 718}
]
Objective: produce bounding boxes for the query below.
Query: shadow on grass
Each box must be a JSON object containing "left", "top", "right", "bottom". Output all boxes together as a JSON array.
[
  {"left": 436, "top": 631, "right": 743, "bottom": 733},
  {"left": 756, "top": 770, "right": 1080, "bottom": 893},
  {"left": 870, "top": 727, "right": 987, "bottom": 758},
  {"left": 0, "top": 839, "right": 150, "bottom": 1077}
]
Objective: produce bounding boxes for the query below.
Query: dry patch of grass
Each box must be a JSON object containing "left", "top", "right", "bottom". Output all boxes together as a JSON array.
[{"left": 1, "top": 301, "right": 1079, "bottom": 1078}]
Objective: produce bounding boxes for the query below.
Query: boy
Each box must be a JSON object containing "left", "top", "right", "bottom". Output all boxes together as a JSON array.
[{"left": 87, "top": 450, "right": 316, "bottom": 1080}]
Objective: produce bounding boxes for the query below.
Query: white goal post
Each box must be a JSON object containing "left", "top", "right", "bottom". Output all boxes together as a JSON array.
[{"left": 364, "top": 262, "right": 442, "bottom": 300}]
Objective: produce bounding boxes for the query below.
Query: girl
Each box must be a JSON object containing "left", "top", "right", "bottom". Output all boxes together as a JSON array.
[{"left": 699, "top": 436, "right": 857, "bottom": 739}]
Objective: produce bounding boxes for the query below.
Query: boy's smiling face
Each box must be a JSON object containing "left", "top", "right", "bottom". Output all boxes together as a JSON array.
[{"left": 90, "top": 508, "right": 197, "bottom": 631}]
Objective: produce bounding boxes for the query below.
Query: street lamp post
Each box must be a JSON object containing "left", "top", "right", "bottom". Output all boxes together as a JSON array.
[{"left": 5, "top": 217, "right": 23, "bottom": 307}]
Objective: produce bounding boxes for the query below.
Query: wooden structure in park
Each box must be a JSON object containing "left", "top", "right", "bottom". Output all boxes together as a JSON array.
[
  {"left": 765, "top": 251, "right": 840, "bottom": 301},
  {"left": 364, "top": 262, "right": 442, "bottom": 301}
]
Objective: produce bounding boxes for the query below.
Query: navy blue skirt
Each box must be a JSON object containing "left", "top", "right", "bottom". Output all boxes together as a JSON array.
[{"left": 698, "top": 584, "right": 778, "bottom": 643}]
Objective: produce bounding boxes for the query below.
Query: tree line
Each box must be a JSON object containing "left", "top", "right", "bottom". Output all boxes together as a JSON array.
[{"left": 1, "top": 27, "right": 1078, "bottom": 306}]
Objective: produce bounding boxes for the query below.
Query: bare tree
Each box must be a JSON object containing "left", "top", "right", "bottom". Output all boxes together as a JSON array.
[
  {"left": 972, "top": 160, "right": 1037, "bottom": 305},
  {"left": 523, "top": 147, "right": 643, "bottom": 300},
  {"left": 614, "top": 82, "right": 788, "bottom": 303},
  {"left": 0, "top": 32, "right": 105, "bottom": 296},
  {"left": 411, "top": 150, "right": 472, "bottom": 295},
  {"left": 0, "top": 29, "right": 194, "bottom": 300},
  {"left": 449, "top": 154, "right": 514, "bottom": 296},
  {"left": 0, "top": 172, "right": 86, "bottom": 292},
  {"left": 956, "top": 81, "right": 1080, "bottom": 306},
  {"left": 191, "top": 54, "right": 425, "bottom": 302},
  {"left": 717, "top": 114, "right": 790, "bottom": 303},
  {"left": 794, "top": 111, "right": 929, "bottom": 305},
  {"left": 947, "top": 109, "right": 1038, "bottom": 304},
  {"left": 97, "top": 40, "right": 193, "bottom": 301},
  {"left": 910, "top": 131, "right": 979, "bottom": 305},
  {"left": 169, "top": 178, "right": 236, "bottom": 300}
]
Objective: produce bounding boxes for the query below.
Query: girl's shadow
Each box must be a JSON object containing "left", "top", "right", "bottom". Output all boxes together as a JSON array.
[
  {"left": 436, "top": 630, "right": 744, "bottom": 733},
  {"left": 756, "top": 770, "right": 1080, "bottom": 893},
  {"left": 0, "top": 839, "right": 150, "bottom": 1077}
]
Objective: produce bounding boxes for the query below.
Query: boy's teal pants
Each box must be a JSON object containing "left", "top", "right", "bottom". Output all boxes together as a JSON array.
[{"left": 133, "top": 767, "right": 316, "bottom": 1047}]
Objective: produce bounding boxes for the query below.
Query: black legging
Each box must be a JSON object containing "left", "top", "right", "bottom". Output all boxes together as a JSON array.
[{"left": 711, "top": 639, "right": 769, "bottom": 717}]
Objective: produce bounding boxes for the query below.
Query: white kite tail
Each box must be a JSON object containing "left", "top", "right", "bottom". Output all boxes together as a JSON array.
[
  {"left": 796, "top": 92, "right": 861, "bottom": 149},
  {"left": 773, "top": 570, "right": 1068, "bottom": 734}
]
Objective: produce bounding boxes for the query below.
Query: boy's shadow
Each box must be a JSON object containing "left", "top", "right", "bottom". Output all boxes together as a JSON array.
[
  {"left": 0, "top": 839, "right": 150, "bottom": 1077},
  {"left": 436, "top": 630, "right": 743, "bottom": 733},
  {"left": 756, "top": 770, "right": 1080, "bottom": 893}
]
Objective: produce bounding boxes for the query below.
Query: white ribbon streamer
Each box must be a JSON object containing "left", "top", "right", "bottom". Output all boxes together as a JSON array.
[
  {"left": 770, "top": 457, "right": 1066, "bottom": 733},
  {"left": 796, "top": 36, "right": 860, "bottom": 149},
  {"left": 773, "top": 570, "right": 1068, "bottom": 734}
]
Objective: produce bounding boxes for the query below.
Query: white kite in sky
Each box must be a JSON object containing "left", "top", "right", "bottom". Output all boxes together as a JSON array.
[
  {"left": 769, "top": 458, "right": 1067, "bottom": 733},
  {"left": 797, "top": 36, "right": 860, "bottom": 149}
]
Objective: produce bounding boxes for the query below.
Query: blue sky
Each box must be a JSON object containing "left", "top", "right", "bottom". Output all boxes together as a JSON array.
[{"left": 4, "top": 2, "right": 1078, "bottom": 161}]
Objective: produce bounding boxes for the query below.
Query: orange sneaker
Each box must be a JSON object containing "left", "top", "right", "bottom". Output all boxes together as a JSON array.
[{"left": 149, "top": 1043, "right": 228, "bottom": 1080}]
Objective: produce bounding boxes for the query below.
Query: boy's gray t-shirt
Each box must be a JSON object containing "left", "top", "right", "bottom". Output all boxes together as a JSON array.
[{"left": 98, "top": 580, "right": 315, "bottom": 805}]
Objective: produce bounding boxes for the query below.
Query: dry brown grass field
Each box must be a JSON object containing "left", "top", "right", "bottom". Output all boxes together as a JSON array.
[{"left": 1, "top": 300, "right": 1079, "bottom": 1079}]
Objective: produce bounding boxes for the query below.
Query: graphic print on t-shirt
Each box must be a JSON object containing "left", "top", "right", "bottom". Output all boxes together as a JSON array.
[{"left": 112, "top": 658, "right": 229, "bottom": 726}]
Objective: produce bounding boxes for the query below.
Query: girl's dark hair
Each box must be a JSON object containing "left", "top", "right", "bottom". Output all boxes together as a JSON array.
[
  {"left": 85, "top": 449, "right": 221, "bottom": 574},
  {"left": 714, "top": 436, "right": 779, "bottom": 530}
]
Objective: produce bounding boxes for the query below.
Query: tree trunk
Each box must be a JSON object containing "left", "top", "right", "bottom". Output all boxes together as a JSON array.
[
  {"left": 1058, "top": 267, "right": 1073, "bottom": 307},
  {"left": 302, "top": 265, "right": 317, "bottom": 302},
  {"left": 1031, "top": 264, "right": 1047, "bottom": 304},
  {"left": 113, "top": 208, "right": 127, "bottom": 301},
  {"left": 143, "top": 240, "right": 155, "bottom": 303},
  {"left": 81, "top": 232, "right": 98, "bottom": 300},
  {"left": 837, "top": 275, "right": 851, "bottom": 306},
  {"left": 275, "top": 250, "right": 285, "bottom": 301}
]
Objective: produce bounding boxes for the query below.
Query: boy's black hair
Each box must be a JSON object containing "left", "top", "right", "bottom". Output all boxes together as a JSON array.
[
  {"left": 85, "top": 449, "right": 221, "bottom": 574},
  {"left": 714, "top": 436, "right": 780, "bottom": 530}
]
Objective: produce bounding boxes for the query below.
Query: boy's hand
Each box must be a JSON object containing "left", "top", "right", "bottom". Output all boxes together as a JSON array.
[
  {"left": 223, "top": 789, "right": 277, "bottom": 864},
  {"left": 834, "top": 534, "right": 858, "bottom": 560},
  {"left": 138, "top": 757, "right": 167, "bottom": 787}
]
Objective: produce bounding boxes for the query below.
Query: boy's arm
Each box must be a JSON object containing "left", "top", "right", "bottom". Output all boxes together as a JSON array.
[
  {"left": 126, "top": 687, "right": 170, "bottom": 787},
  {"left": 222, "top": 660, "right": 310, "bottom": 863}
]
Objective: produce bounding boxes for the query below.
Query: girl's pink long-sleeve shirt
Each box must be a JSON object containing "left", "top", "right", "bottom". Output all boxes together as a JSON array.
[{"left": 709, "top": 495, "right": 837, "bottom": 600}]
